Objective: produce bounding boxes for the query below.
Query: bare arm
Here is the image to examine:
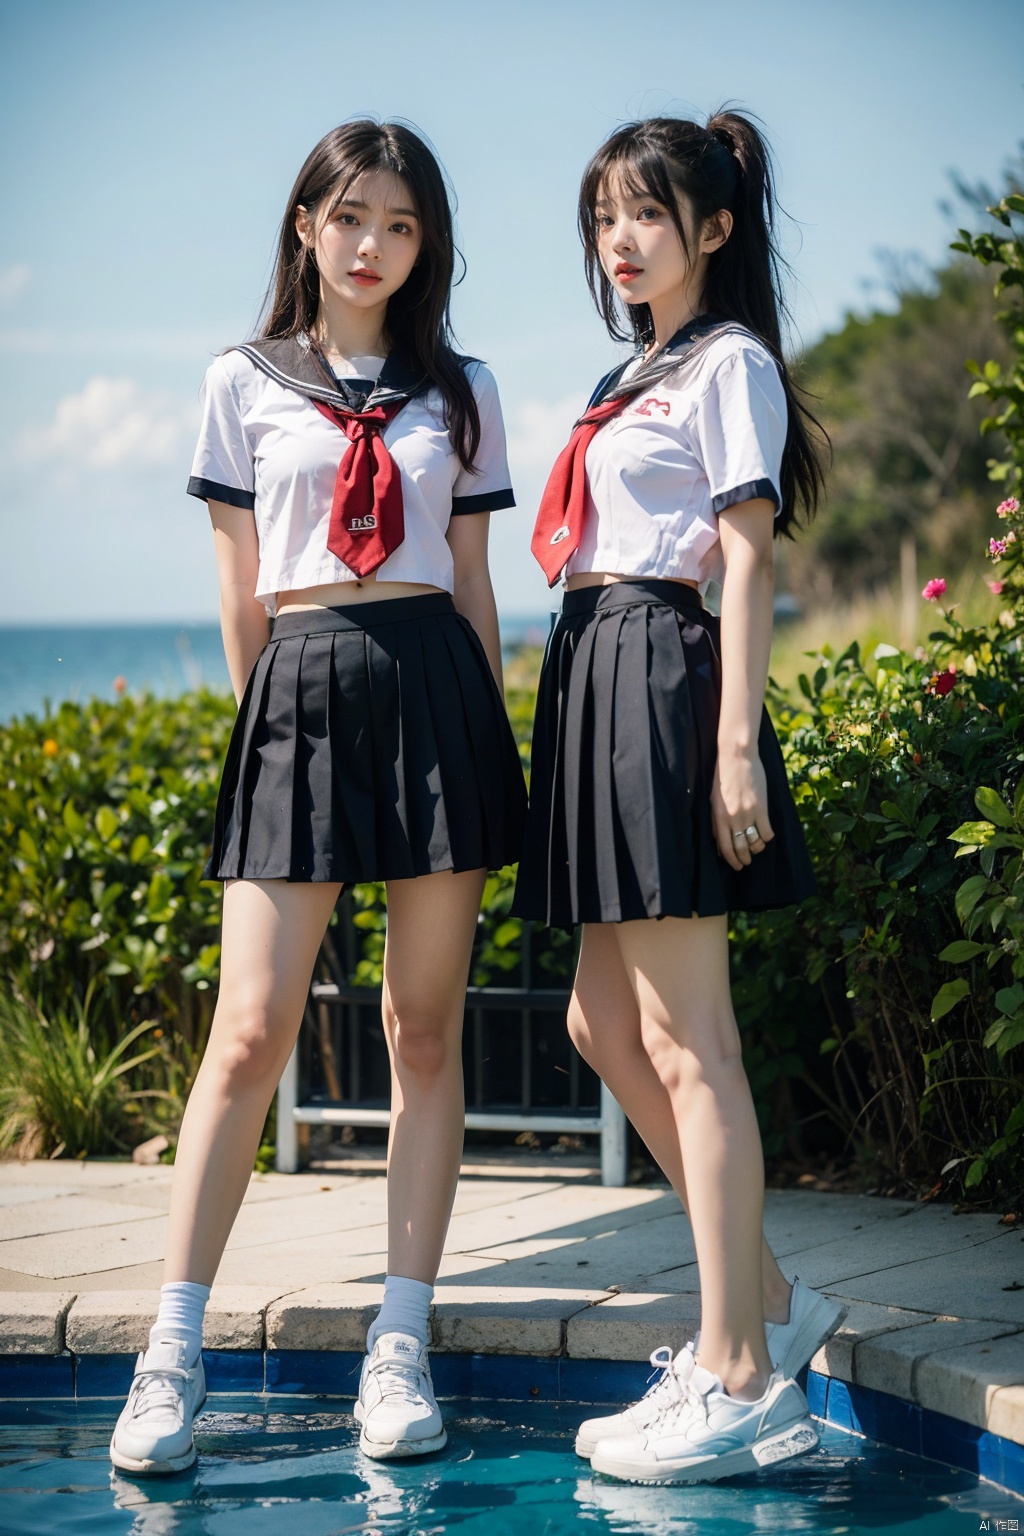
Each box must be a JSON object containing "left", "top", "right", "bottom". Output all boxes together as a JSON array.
[
  {"left": 713, "top": 498, "right": 777, "bottom": 871},
  {"left": 208, "top": 500, "right": 270, "bottom": 704},
  {"left": 447, "top": 512, "right": 503, "bottom": 688}
]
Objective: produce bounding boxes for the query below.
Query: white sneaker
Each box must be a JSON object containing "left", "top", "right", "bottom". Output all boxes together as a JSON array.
[
  {"left": 575, "top": 1343, "right": 697, "bottom": 1459},
  {"left": 590, "top": 1363, "right": 818, "bottom": 1485},
  {"left": 109, "top": 1338, "right": 206, "bottom": 1475},
  {"left": 766, "top": 1278, "right": 848, "bottom": 1377},
  {"left": 354, "top": 1332, "right": 446, "bottom": 1459}
]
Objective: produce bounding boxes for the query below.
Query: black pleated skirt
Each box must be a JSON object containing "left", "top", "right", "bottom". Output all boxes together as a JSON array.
[
  {"left": 511, "top": 580, "right": 815, "bottom": 929},
  {"left": 206, "top": 594, "right": 527, "bottom": 884}
]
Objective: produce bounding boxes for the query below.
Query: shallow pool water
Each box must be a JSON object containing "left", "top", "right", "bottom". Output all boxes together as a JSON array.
[{"left": 1, "top": 1395, "right": 1021, "bottom": 1535}]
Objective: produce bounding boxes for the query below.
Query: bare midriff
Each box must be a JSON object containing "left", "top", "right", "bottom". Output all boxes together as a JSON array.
[
  {"left": 276, "top": 579, "right": 446, "bottom": 612},
  {"left": 565, "top": 571, "right": 700, "bottom": 591}
]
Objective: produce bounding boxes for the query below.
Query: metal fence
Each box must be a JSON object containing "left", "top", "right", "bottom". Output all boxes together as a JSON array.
[{"left": 275, "top": 894, "right": 629, "bottom": 1184}]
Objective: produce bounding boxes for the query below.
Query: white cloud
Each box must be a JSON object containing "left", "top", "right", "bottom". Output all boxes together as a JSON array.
[
  {"left": 0, "top": 264, "right": 30, "bottom": 305},
  {"left": 19, "top": 376, "right": 199, "bottom": 472},
  {"left": 505, "top": 392, "right": 587, "bottom": 478}
]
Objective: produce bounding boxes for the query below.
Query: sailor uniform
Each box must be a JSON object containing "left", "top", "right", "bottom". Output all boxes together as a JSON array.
[
  {"left": 189, "top": 337, "right": 516, "bottom": 616},
  {"left": 512, "top": 318, "right": 814, "bottom": 928},
  {"left": 189, "top": 337, "right": 526, "bottom": 885}
]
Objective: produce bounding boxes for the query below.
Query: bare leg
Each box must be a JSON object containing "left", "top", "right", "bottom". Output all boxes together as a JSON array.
[
  {"left": 381, "top": 868, "right": 486, "bottom": 1283},
  {"left": 164, "top": 879, "right": 342, "bottom": 1285},
  {"left": 609, "top": 914, "right": 770, "bottom": 1399},
  {"left": 568, "top": 923, "right": 791, "bottom": 1324}
]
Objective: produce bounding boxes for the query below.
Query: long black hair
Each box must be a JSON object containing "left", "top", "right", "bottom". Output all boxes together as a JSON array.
[
  {"left": 578, "top": 109, "right": 826, "bottom": 529},
  {"left": 258, "top": 120, "right": 480, "bottom": 471}
]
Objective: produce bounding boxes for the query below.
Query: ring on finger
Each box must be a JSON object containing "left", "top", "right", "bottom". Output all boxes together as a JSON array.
[{"left": 743, "top": 824, "right": 759, "bottom": 842}]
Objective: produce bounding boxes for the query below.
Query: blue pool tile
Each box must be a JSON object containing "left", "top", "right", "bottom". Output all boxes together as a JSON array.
[
  {"left": 74, "top": 1353, "right": 137, "bottom": 1397},
  {"left": 0, "top": 1353, "right": 74, "bottom": 1399},
  {"left": 428, "top": 1352, "right": 473, "bottom": 1397},
  {"left": 264, "top": 1350, "right": 361, "bottom": 1396},
  {"left": 825, "top": 1378, "right": 922, "bottom": 1456},
  {"left": 558, "top": 1357, "right": 650, "bottom": 1405},
  {"left": 466, "top": 1354, "right": 561, "bottom": 1401},
  {"left": 805, "top": 1368, "right": 828, "bottom": 1419},
  {"left": 204, "top": 1350, "right": 264, "bottom": 1393}
]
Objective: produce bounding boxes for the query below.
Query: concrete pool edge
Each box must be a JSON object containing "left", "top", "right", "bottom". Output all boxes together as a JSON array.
[{"left": 1, "top": 1349, "right": 1023, "bottom": 1499}]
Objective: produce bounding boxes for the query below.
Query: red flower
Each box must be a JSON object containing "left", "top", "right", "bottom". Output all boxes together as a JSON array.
[
  {"left": 926, "top": 667, "right": 957, "bottom": 697},
  {"left": 921, "top": 578, "right": 946, "bottom": 601}
]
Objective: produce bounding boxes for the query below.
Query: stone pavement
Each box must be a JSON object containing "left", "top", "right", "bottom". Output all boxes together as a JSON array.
[{"left": 1, "top": 1152, "right": 1022, "bottom": 1444}]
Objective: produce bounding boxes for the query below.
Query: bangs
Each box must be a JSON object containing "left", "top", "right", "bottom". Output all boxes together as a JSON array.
[
  {"left": 588, "top": 135, "right": 684, "bottom": 221},
  {"left": 319, "top": 147, "right": 414, "bottom": 222}
]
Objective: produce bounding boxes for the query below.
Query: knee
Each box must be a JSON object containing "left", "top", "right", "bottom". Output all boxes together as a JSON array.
[
  {"left": 639, "top": 1012, "right": 741, "bottom": 1098},
  {"left": 565, "top": 997, "right": 594, "bottom": 1062},
  {"left": 385, "top": 995, "right": 458, "bottom": 1080},
  {"left": 208, "top": 1007, "right": 289, "bottom": 1092}
]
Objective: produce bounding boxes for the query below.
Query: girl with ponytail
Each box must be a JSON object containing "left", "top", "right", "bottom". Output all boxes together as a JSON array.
[{"left": 513, "top": 110, "right": 837, "bottom": 1484}]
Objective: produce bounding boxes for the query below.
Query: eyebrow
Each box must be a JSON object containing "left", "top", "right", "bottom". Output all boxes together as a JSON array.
[{"left": 336, "top": 198, "right": 419, "bottom": 218}]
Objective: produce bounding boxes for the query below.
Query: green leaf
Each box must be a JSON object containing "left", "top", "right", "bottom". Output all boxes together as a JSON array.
[
  {"left": 955, "top": 875, "right": 991, "bottom": 925},
  {"left": 95, "top": 805, "right": 118, "bottom": 842},
  {"left": 937, "top": 940, "right": 987, "bottom": 963},
  {"left": 995, "top": 984, "right": 1024, "bottom": 1018},
  {"left": 930, "top": 978, "right": 971, "bottom": 1021},
  {"left": 964, "top": 1159, "right": 986, "bottom": 1189},
  {"left": 975, "top": 787, "right": 1013, "bottom": 827},
  {"left": 17, "top": 828, "right": 39, "bottom": 863},
  {"left": 890, "top": 842, "right": 928, "bottom": 880},
  {"left": 949, "top": 822, "right": 995, "bottom": 845},
  {"left": 62, "top": 801, "right": 87, "bottom": 836}
]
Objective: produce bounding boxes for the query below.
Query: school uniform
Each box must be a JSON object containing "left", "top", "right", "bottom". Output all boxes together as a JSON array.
[
  {"left": 188, "top": 334, "right": 526, "bottom": 884},
  {"left": 511, "top": 316, "right": 815, "bottom": 929}
]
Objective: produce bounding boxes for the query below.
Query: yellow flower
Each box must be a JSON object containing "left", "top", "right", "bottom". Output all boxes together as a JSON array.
[{"left": 42, "top": 739, "right": 59, "bottom": 757}]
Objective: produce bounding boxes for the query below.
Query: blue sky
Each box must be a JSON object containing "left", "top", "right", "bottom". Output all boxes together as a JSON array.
[{"left": 1, "top": 0, "right": 1022, "bottom": 622}]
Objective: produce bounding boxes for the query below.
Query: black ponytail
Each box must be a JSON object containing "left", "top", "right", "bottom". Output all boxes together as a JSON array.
[{"left": 578, "top": 108, "right": 827, "bottom": 531}]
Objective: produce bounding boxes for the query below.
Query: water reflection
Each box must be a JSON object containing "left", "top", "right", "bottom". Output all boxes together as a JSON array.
[{"left": 0, "top": 1398, "right": 1020, "bottom": 1536}]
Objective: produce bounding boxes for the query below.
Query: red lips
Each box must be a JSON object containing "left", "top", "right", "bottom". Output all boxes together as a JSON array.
[
  {"left": 349, "top": 268, "right": 382, "bottom": 285},
  {"left": 615, "top": 262, "right": 642, "bottom": 278}
]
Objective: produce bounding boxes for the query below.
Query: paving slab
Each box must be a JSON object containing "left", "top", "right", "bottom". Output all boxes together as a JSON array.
[
  {"left": 0, "top": 1292, "right": 76, "bottom": 1352},
  {"left": 807, "top": 1299, "right": 927, "bottom": 1380},
  {"left": 431, "top": 1285, "right": 607, "bottom": 1356},
  {"left": 914, "top": 1331, "right": 1024, "bottom": 1437},
  {"left": 266, "top": 1283, "right": 382, "bottom": 1351},
  {"left": 0, "top": 1213, "right": 169, "bottom": 1280},
  {"left": 566, "top": 1290, "right": 702, "bottom": 1361},
  {"left": 853, "top": 1317, "right": 1021, "bottom": 1401},
  {"left": 0, "top": 1195, "right": 161, "bottom": 1244},
  {"left": 66, "top": 1285, "right": 282, "bottom": 1354},
  {"left": 830, "top": 1243, "right": 1024, "bottom": 1324}
]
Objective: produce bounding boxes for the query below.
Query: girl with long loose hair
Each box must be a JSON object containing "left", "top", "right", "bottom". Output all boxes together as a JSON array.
[
  {"left": 514, "top": 109, "right": 843, "bottom": 1484},
  {"left": 110, "top": 119, "right": 525, "bottom": 1475}
]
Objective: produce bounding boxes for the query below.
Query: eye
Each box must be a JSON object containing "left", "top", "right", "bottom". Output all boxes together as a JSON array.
[
  {"left": 596, "top": 214, "right": 614, "bottom": 230},
  {"left": 390, "top": 221, "right": 415, "bottom": 236},
  {"left": 333, "top": 212, "right": 359, "bottom": 226},
  {"left": 637, "top": 206, "right": 663, "bottom": 221}
]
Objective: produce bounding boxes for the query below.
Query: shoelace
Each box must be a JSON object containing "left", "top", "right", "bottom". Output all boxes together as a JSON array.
[
  {"left": 128, "top": 1365, "right": 190, "bottom": 1422},
  {"left": 370, "top": 1355, "right": 429, "bottom": 1408},
  {"left": 647, "top": 1346, "right": 708, "bottom": 1430}
]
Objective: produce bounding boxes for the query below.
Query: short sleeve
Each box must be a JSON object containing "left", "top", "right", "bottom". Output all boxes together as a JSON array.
[
  {"left": 450, "top": 362, "right": 516, "bottom": 515},
  {"left": 693, "top": 343, "right": 786, "bottom": 517},
  {"left": 186, "top": 353, "right": 256, "bottom": 510}
]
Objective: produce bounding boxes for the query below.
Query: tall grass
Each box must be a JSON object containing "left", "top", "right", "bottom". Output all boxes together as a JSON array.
[{"left": 0, "top": 982, "right": 167, "bottom": 1158}]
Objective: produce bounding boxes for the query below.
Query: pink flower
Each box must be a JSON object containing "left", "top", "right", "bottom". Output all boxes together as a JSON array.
[
  {"left": 997, "top": 498, "right": 1020, "bottom": 518},
  {"left": 921, "top": 578, "right": 947, "bottom": 601},
  {"left": 988, "top": 580, "right": 1005, "bottom": 595},
  {"left": 990, "top": 538, "right": 1008, "bottom": 558}
]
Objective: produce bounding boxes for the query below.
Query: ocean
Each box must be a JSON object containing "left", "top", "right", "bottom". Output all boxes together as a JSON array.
[{"left": 0, "top": 616, "right": 552, "bottom": 723}]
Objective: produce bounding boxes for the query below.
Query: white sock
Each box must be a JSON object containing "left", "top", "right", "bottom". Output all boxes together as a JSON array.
[
  {"left": 367, "top": 1274, "right": 433, "bottom": 1351},
  {"left": 149, "top": 1281, "right": 211, "bottom": 1366}
]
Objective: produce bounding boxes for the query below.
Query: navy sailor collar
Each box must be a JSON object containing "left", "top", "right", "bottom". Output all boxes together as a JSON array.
[
  {"left": 228, "top": 334, "right": 429, "bottom": 413},
  {"left": 588, "top": 312, "right": 749, "bottom": 410}
]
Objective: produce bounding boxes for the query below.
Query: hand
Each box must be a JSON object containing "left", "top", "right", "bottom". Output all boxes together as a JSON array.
[{"left": 711, "top": 747, "right": 775, "bottom": 871}]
